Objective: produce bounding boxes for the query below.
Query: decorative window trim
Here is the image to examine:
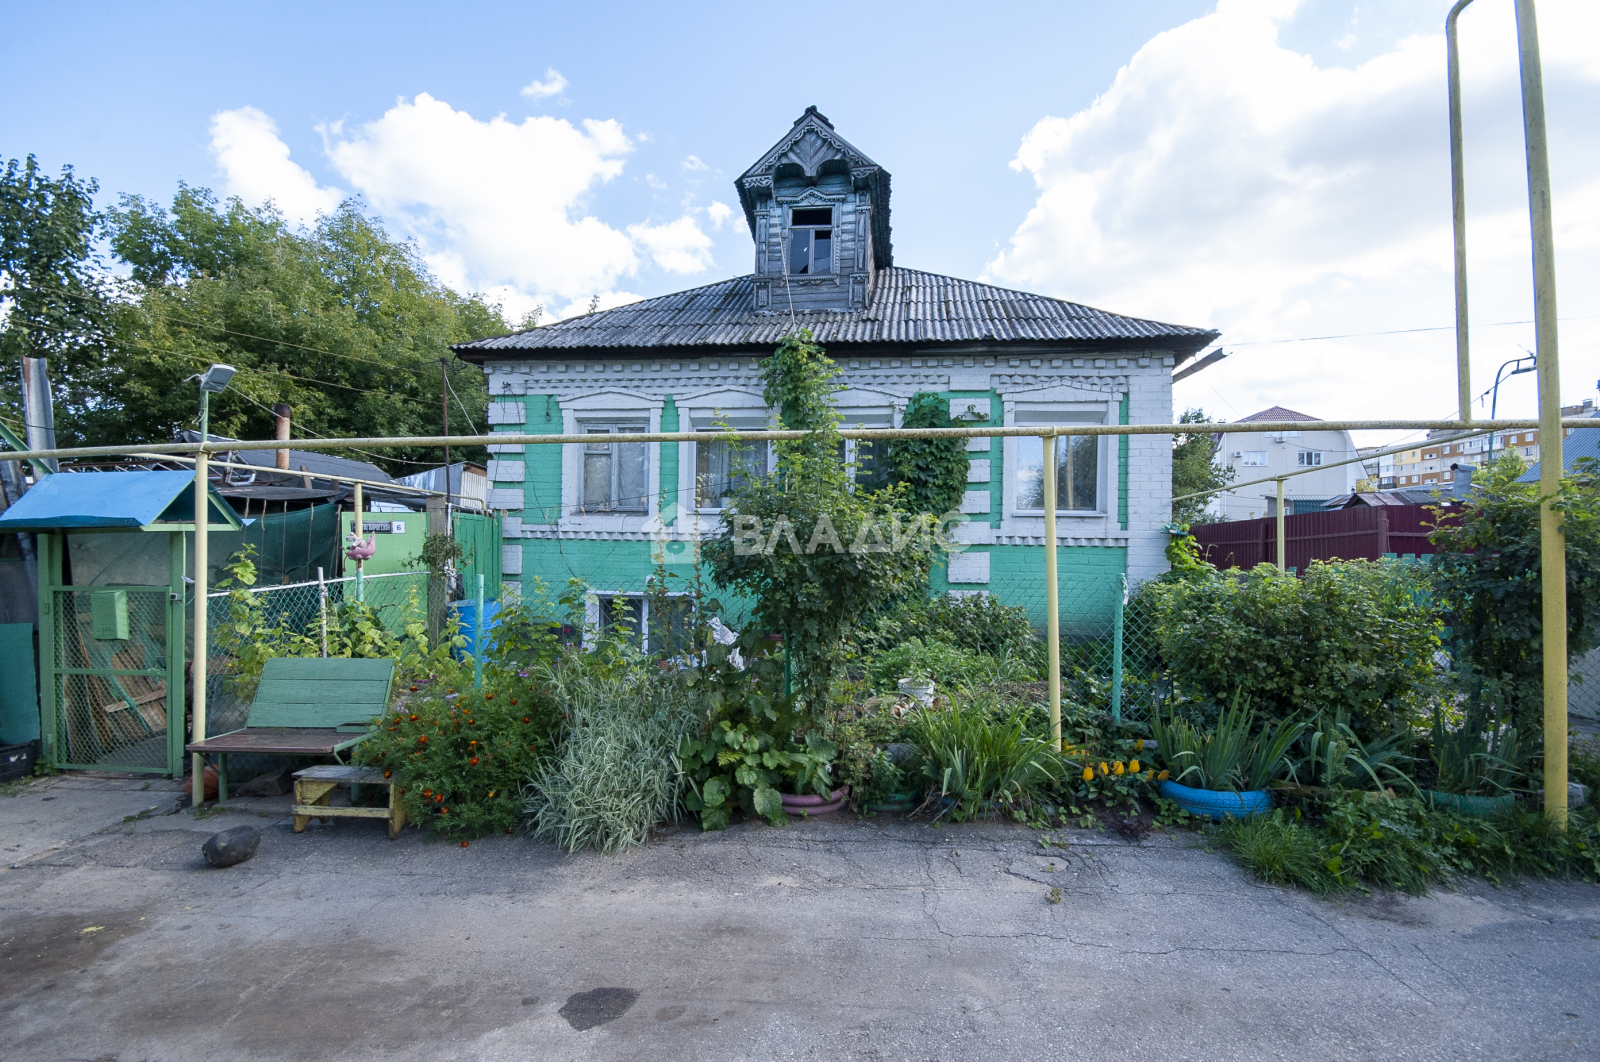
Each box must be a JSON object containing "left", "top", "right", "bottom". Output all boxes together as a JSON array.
[
  {"left": 999, "top": 397, "right": 1115, "bottom": 528},
  {"left": 676, "top": 388, "right": 774, "bottom": 517},
  {"left": 559, "top": 391, "right": 664, "bottom": 531}
]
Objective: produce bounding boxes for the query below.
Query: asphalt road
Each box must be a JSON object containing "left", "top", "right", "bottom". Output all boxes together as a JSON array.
[{"left": 1, "top": 774, "right": 1596, "bottom": 1061}]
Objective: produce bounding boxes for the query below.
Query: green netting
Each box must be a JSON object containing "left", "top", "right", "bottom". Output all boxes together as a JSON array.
[{"left": 207, "top": 501, "right": 341, "bottom": 586}]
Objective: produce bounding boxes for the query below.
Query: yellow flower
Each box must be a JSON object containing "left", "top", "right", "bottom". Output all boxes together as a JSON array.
[
  {"left": 1098, "top": 762, "right": 1110, "bottom": 777},
  {"left": 1112, "top": 761, "right": 1126, "bottom": 776},
  {"left": 1082, "top": 767, "right": 1095, "bottom": 783},
  {"left": 1129, "top": 759, "right": 1141, "bottom": 774},
  {"left": 1144, "top": 770, "right": 1155, "bottom": 781},
  {"left": 1158, "top": 770, "right": 1170, "bottom": 781}
]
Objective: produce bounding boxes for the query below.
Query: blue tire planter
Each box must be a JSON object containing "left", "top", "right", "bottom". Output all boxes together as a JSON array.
[
  {"left": 1159, "top": 779, "right": 1273, "bottom": 821},
  {"left": 1426, "top": 790, "right": 1515, "bottom": 817}
]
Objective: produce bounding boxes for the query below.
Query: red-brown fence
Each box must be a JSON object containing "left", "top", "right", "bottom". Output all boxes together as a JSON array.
[{"left": 1191, "top": 504, "right": 1448, "bottom": 571}]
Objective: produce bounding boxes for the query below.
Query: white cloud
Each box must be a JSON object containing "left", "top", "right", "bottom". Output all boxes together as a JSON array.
[
  {"left": 208, "top": 107, "right": 343, "bottom": 227},
  {"left": 706, "top": 201, "right": 734, "bottom": 229},
  {"left": 645, "top": 173, "right": 667, "bottom": 190},
  {"left": 985, "top": 0, "right": 1600, "bottom": 436},
  {"left": 682, "top": 154, "right": 708, "bottom": 171},
  {"left": 627, "top": 215, "right": 715, "bottom": 274},
  {"left": 322, "top": 93, "right": 639, "bottom": 305},
  {"left": 520, "top": 68, "right": 568, "bottom": 100}
]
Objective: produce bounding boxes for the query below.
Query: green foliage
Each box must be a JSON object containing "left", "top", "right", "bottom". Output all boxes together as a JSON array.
[
  {"left": 1430, "top": 454, "right": 1600, "bottom": 731},
  {"left": 1219, "top": 796, "right": 1600, "bottom": 896},
  {"left": 1151, "top": 694, "right": 1303, "bottom": 791},
  {"left": 1572, "top": 739, "right": 1600, "bottom": 795},
  {"left": 865, "top": 637, "right": 1031, "bottom": 692},
  {"left": 884, "top": 392, "right": 970, "bottom": 517},
  {"left": 357, "top": 673, "right": 560, "bottom": 840},
  {"left": 525, "top": 664, "right": 699, "bottom": 854},
  {"left": 860, "top": 591, "right": 1037, "bottom": 660},
  {"left": 676, "top": 630, "right": 819, "bottom": 831},
  {"left": 0, "top": 155, "right": 116, "bottom": 442},
  {"left": 1161, "top": 523, "right": 1212, "bottom": 575},
  {"left": 1072, "top": 752, "right": 1159, "bottom": 813},
  {"left": 1144, "top": 560, "right": 1442, "bottom": 734},
  {"left": 1171, "top": 408, "right": 1233, "bottom": 525},
  {"left": 1292, "top": 713, "right": 1416, "bottom": 793},
  {"left": 1427, "top": 705, "right": 1534, "bottom": 796},
  {"left": 704, "top": 331, "right": 933, "bottom": 710},
  {"left": 86, "top": 188, "right": 506, "bottom": 469},
  {"left": 906, "top": 696, "right": 1067, "bottom": 821},
  {"left": 211, "top": 547, "right": 456, "bottom": 696}
]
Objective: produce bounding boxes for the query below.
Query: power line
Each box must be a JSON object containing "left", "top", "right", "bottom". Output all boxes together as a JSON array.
[{"left": 1228, "top": 313, "right": 1600, "bottom": 347}]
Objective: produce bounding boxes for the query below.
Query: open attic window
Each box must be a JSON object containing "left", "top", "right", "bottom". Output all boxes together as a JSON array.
[{"left": 788, "top": 207, "right": 833, "bottom": 275}]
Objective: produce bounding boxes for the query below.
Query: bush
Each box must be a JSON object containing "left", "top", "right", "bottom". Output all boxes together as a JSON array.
[
  {"left": 357, "top": 668, "right": 559, "bottom": 840},
  {"left": 905, "top": 694, "right": 1067, "bottom": 820},
  {"left": 864, "top": 637, "right": 1030, "bottom": 693},
  {"left": 1145, "top": 560, "right": 1442, "bottom": 734},
  {"left": 862, "top": 592, "right": 1036, "bottom": 660},
  {"left": 525, "top": 665, "right": 698, "bottom": 854}
]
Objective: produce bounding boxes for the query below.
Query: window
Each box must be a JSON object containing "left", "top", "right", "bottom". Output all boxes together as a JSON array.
[
  {"left": 696, "top": 435, "right": 769, "bottom": 508},
  {"left": 579, "top": 426, "right": 647, "bottom": 512},
  {"left": 787, "top": 207, "right": 833, "bottom": 275},
  {"left": 1015, "top": 435, "right": 1099, "bottom": 512},
  {"left": 1296, "top": 450, "right": 1322, "bottom": 467},
  {"left": 591, "top": 594, "right": 695, "bottom": 654},
  {"left": 1239, "top": 451, "right": 1268, "bottom": 466}
]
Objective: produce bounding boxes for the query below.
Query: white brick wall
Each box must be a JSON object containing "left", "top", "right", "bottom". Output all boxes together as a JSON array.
[
  {"left": 959, "top": 489, "right": 991, "bottom": 514},
  {"left": 487, "top": 401, "right": 525, "bottom": 425},
  {"left": 487, "top": 488, "right": 524, "bottom": 510},
  {"left": 966, "top": 459, "right": 991, "bottom": 483},
  {"left": 501, "top": 544, "right": 523, "bottom": 575},
  {"left": 946, "top": 551, "right": 991, "bottom": 584},
  {"left": 486, "top": 460, "right": 524, "bottom": 482}
]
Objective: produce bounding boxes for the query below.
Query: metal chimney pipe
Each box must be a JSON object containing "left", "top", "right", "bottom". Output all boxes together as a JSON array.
[
  {"left": 20, "top": 357, "right": 59, "bottom": 474},
  {"left": 274, "top": 403, "right": 292, "bottom": 470}
]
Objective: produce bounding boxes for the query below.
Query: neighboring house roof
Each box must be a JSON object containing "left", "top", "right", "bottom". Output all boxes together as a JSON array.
[
  {"left": 1326, "top": 488, "right": 1449, "bottom": 509},
  {"left": 454, "top": 267, "right": 1217, "bottom": 360},
  {"left": 1520, "top": 414, "right": 1600, "bottom": 482},
  {"left": 1231, "top": 406, "right": 1322, "bottom": 424},
  {"left": 0, "top": 470, "right": 242, "bottom": 531},
  {"left": 178, "top": 431, "right": 394, "bottom": 484}
]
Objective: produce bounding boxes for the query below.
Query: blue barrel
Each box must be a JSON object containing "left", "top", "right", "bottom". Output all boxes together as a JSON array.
[{"left": 448, "top": 599, "right": 502, "bottom": 661}]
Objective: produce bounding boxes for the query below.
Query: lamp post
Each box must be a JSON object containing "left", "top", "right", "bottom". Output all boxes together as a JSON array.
[
  {"left": 1488, "top": 353, "right": 1536, "bottom": 462},
  {"left": 191, "top": 364, "right": 234, "bottom": 809}
]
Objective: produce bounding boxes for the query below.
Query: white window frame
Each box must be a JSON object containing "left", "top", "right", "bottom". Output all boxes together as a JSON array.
[
  {"left": 677, "top": 389, "right": 775, "bottom": 519},
  {"left": 560, "top": 391, "right": 664, "bottom": 531},
  {"left": 1239, "top": 451, "right": 1268, "bottom": 467},
  {"left": 583, "top": 589, "right": 695, "bottom": 654},
  {"left": 836, "top": 393, "right": 899, "bottom": 488},
  {"left": 1296, "top": 450, "right": 1323, "bottom": 467},
  {"left": 1001, "top": 396, "right": 1114, "bottom": 526}
]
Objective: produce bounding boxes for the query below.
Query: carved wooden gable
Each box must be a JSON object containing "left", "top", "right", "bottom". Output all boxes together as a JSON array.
[{"left": 736, "top": 106, "right": 892, "bottom": 313}]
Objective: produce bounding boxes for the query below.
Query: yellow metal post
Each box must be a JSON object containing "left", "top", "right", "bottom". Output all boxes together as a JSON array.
[
  {"left": 1276, "top": 478, "right": 1287, "bottom": 571},
  {"left": 1448, "top": 0, "right": 1478, "bottom": 424},
  {"left": 191, "top": 446, "right": 209, "bottom": 808},
  {"left": 1043, "top": 432, "right": 1061, "bottom": 749},
  {"left": 1515, "top": 0, "right": 1566, "bottom": 824}
]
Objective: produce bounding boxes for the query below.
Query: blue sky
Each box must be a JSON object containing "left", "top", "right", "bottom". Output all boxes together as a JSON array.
[{"left": 4, "top": 0, "right": 1597, "bottom": 442}]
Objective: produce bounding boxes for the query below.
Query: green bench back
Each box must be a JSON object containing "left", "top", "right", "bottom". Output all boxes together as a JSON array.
[{"left": 246, "top": 657, "right": 396, "bottom": 730}]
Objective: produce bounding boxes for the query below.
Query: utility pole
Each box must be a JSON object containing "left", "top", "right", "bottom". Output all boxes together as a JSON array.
[
  {"left": 1447, "top": 0, "right": 1478, "bottom": 423},
  {"left": 440, "top": 358, "right": 453, "bottom": 512},
  {"left": 1514, "top": 0, "right": 1567, "bottom": 825}
]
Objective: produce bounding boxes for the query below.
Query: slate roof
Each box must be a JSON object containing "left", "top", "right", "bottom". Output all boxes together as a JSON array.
[{"left": 454, "top": 268, "right": 1218, "bottom": 360}]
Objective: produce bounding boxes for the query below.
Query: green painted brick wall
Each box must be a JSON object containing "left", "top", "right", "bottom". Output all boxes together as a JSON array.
[
  {"left": 522, "top": 395, "right": 563, "bottom": 525},
  {"left": 659, "top": 396, "right": 679, "bottom": 520},
  {"left": 930, "top": 544, "right": 1127, "bottom": 633}
]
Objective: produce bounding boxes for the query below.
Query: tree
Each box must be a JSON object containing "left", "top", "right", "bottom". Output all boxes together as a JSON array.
[
  {"left": 0, "top": 155, "right": 116, "bottom": 439},
  {"left": 1171, "top": 407, "right": 1233, "bottom": 525},
  {"left": 100, "top": 188, "right": 508, "bottom": 471},
  {"left": 1429, "top": 452, "right": 1600, "bottom": 732},
  {"left": 702, "top": 332, "right": 934, "bottom": 711}
]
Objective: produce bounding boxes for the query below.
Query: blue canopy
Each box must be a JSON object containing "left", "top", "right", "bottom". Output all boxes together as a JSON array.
[{"left": 0, "top": 470, "right": 243, "bottom": 531}]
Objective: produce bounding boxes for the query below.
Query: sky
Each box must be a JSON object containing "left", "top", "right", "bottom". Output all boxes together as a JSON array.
[{"left": 3, "top": 0, "right": 1597, "bottom": 446}]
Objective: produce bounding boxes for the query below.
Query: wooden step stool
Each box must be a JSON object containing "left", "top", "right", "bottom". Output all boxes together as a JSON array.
[{"left": 293, "top": 765, "right": 406, "bottom": 839}]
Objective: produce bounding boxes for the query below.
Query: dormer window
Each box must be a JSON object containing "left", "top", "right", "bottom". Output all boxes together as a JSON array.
[{"left": 788, "top": 207, "right": 833, "bottom": 274}]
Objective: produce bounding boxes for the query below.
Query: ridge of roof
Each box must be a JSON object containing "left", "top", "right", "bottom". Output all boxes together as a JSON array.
[
  {"left": 1234, "top": 406, "right": 1321, "bottom": 424},
  {"left": 453, "top": 267, "right": 1218, "bottom": 358}
]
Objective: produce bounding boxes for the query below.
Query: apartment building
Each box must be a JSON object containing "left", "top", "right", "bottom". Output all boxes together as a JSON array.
[{"left": 1388, "top": 397, "right": 1597, "bottom": 488}]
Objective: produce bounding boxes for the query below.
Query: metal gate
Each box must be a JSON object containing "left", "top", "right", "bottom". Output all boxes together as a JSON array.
[{"left": 37, "top": 528, "right": 187, "bottom": 777}]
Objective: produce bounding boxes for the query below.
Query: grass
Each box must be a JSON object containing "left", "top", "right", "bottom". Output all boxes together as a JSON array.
[{"left": 905, "top": 695, "right": 1067, "bottom": 820}]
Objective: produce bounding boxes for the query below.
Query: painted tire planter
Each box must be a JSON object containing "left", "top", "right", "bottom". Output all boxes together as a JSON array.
[
  {"left": 1158, "top": 779, "right": 1272, "bottom": 821},
  {"left": 865, "top": 790, "right": 920, "bottom": 814},
  {"left": 1426, "top": 790, "right": 1515, "bottom": 817},
  {"left": 781, "top": 787, "right": 849, "bottom": 817}
]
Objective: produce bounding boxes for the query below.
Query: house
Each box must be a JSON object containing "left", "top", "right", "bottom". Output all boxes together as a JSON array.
[
  {"left": 452, "top": 108, "right": 1216, "bottom": 632},
  {"left": 1209, "top": 407, "right": 1361, "bottom": 519}
]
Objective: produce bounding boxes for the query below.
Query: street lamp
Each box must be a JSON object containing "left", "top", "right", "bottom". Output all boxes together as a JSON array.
[
  {"left": 191, "top": 362, "right": 234, "bottom": 809},
  {"left": 1488, "top": 353, "right": 1536, "bottom": 462}
]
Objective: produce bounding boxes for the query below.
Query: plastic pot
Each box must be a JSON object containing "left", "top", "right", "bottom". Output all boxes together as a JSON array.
[
  {"left": 1425, "top": 790, "right": 1516, "bottom": 817},
  {"left": 1158, "top": 779, "right": 1272, "bottom": 821},
  {"left": 780, "top": 787, "right": 849, "bottom": 817}
]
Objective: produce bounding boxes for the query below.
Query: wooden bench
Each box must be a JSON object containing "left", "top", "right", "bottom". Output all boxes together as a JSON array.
[
  {"left": 293, "top": 764, "right": 406, "bottom": 839},
  {"left": 186, "top": 657, "right": 395, "bottom": 804}
]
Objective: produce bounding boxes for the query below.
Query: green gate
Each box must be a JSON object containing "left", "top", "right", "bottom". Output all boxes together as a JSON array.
[{"left": 37, "top": 533, "right": 187, "bottom": 776}]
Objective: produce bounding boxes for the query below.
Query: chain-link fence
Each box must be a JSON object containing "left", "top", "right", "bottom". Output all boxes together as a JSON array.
[
  {"left": 50, "top": 586, "right": 180, "bottom": 772},
  {"left": 203, "top": 571, "right": 430, "bottom": 769}
]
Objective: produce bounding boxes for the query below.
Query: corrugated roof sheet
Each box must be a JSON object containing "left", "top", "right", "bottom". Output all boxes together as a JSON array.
[
  {"left": 0, "top": 470, "right": 241, "bottom": 531},
  {"left": 1521, "top": 415, "right": 1600, "bottom": 482},
  {"left": 453, "top": 268, "right": 1217, "bottom": 357}
]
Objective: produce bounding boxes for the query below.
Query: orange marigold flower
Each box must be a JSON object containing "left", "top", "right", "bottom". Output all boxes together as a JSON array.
[
  {"left": 434, "top": 794, "right": 443, "bottom": 803},
  {"left": 470, "top": 757, "right": 479, "bottom": 766},
  {"left": 484, "top": 693, "right": 493, "bottom": 700},
  {"left": 417, "top": 735, "right": 428, "bottom": 744}
]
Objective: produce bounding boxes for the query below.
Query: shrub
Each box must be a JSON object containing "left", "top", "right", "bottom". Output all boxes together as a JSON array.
[
  {"left": 906, "top": 695, "right": 1067, "bottom": 820},
  {"left": 864, "top": 637, "right": 1026, "bottom": 693},
  {"left": 357, "top": 669, "right": 559, "bottom": 840},
  {"left": 862, "top": 592, "right": 1036, "bottom": 660},
  {"left": 1151, "top": 694, "right": 1302, "bottom": 791},
  {"left": 1145, "top": 560, "right": 1442, "bottom": 734},
  {"left": 525, "top": 665, "right": 698, "bottom": 855}
]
